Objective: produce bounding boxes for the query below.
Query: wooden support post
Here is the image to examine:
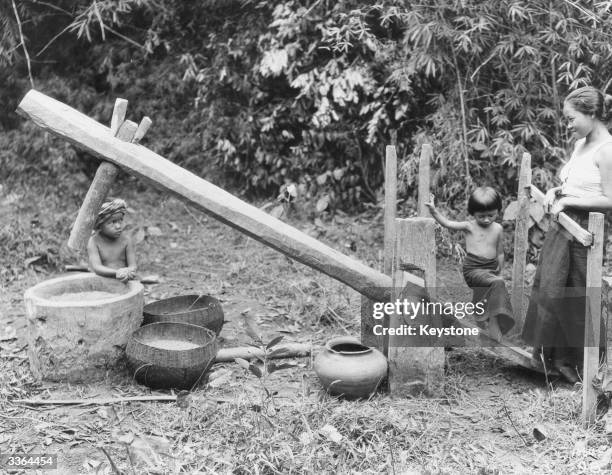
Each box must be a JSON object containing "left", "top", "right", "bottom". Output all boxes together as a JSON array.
[
  {"left": 388, "top": 218, "right": 444, "bottom": 396},
  {"left": 583, "top": 212, "right": 604, "bottom": 425},
  {"left": 384, "top": 145, "right": 398, "bottom": 276},
  {"left": 511, "top": 152, "right": 531, "bottom": 333},
  {"left": 362, "top": 145, "right": 397, "bottom": 351},
  {"left": 418, "top": 144, "right": 432, "bottom": 217},
  {"left": 67, "top": 97, "right": 142, "bottom": 252}
]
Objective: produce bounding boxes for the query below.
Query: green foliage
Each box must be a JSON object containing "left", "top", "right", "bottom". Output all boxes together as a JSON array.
[
  {"left": 185, "top": 1, "right": 430, "bottom": 207},
  {"left": 0, "top": 187, "right": 73, "bottom": 286},
  {"left": 391, "top": 0, "right": 612, "bottom": 202},
  {"left": 4, "top": 0, "right": 612, "bottom": 210},
  {"left": 235, "top": 318, "right": 296, "bottom": 413}
]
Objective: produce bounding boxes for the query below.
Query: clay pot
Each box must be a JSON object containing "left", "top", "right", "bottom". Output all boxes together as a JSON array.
[{"left": 314, "top": 336, "right": 387, "bottom": 399}]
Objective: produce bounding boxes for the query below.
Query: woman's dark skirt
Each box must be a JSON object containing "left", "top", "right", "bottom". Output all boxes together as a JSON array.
[{"left": 521, "top": 209, "right": 603, "bottom": 368}]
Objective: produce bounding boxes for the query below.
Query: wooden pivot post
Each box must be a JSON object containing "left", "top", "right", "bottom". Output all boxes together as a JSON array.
[
  {"left": 362, "top": 145, "right": 398, "bottom": 351},
  {"left": 418, "top": 144, "right": 432, "bottom": 217},
  {"left": 388, "top": 218, "right": 444, "bottom": 396},
  {"left": 66, "top": 98, "right": 152, "bottom": 252},
  {"left": 511, "top": 152, "right": 531, "bottom": 333},
  {"left": 583, "top": 212, "right": 604, "bottom": 425},
  {"left": 384, "top": 145, "right": 398, "bottom": 277}
]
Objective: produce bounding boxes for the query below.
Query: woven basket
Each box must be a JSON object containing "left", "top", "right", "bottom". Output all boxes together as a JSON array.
[
  {"left": 143, "top": 294, "right": 224, "bottom": 335},
  {"left": 126, "top": 322, "right": 218, "bottom": 389}
]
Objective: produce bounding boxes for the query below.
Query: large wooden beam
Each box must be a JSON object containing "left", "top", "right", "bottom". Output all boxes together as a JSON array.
[{"left": 18, "top": 90, "right": 410, "bottom": 302}]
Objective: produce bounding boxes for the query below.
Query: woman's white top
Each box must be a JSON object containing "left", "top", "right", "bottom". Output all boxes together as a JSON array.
[{"left": 559, "top": 138, "right": 611, "bottom": 199}]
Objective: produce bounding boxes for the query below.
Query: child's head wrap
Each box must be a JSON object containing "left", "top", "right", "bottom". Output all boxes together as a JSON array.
[{"left": 95, "top": 198, "right": 127, "bottom": 229}]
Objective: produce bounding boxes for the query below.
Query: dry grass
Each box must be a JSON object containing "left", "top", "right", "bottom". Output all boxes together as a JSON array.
[{"left": 2, "top": 185, "right": 612, "bottom": 474}]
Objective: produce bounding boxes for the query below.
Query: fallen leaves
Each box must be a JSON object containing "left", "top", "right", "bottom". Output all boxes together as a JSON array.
[
  {"left": 0, "top": 326, "right": 17, "bottom": 341},
  {"left": 319, "top": 424, "right": 343, "bottom": 443}
]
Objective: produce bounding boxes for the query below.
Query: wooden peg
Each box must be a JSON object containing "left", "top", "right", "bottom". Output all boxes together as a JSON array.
[
  {"left": 116, "top": 120, "right": 138, "bottom": 141},
  {"left": 132, "top": 117, "right": 152, "bottom": 143},
  {"left": 67, "top": 101, "right": 137, "bottom": 252},
  {"left": 110, "top": 99, "right": 128, "bottom": 136}
]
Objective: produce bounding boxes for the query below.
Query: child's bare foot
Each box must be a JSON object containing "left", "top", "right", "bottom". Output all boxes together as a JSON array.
[{"left": 488, "top": 315, "right": 503, "bottom": 342}]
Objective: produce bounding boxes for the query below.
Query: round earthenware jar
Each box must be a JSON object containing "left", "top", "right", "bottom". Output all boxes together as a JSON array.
[{"left": 314, "top": 336, "right": 387, "bottom": 399}]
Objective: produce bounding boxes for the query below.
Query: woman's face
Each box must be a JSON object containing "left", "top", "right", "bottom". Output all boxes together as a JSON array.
[{"left": 563, "top": 102, "right": 594, "bottom": 139}]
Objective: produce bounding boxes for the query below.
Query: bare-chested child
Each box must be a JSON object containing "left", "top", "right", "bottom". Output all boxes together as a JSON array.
[
  {"left": 425, "top": 187, "right": 514, "bottom": 342},
  {"left": 87, "top": 198, "right": 137, "bottom": 283}
]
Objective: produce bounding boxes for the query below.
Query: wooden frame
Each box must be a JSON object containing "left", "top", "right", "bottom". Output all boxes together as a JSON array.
[{"left": 18, "top": 90, "right": 607, "bottom": 422}]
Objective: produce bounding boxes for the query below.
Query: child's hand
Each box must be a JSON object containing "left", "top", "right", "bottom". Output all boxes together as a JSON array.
[
  {"left": 115, "top": 268, "right": 129, "bottom": 282},
  {"left": 454, "top": 243, "right": 466, "bottom": 263},
  {"left": 424, "top": 193, "right": 436, "bottom": 210}
]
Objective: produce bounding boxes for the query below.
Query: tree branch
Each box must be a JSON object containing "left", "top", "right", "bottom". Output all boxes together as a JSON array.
[{"left": 11, "top": 0, "right": 35, "bottom": 88}]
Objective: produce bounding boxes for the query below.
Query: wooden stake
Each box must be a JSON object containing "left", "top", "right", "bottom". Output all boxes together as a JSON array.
[
  {"left": 384, "top": 145, "right": 398, "bottom": 276},
  {"left": 363, "top": 145, "right": 397, "bottom": 351},
  {"left": 418, "top": 144, "right": 432, "bottom": 217},
  {"left": 511, "top": 152, "right": 531, "bottom": 333},
  {"left": 388, "top": 218, "right": 444, "bottom": 396},
  {"left": 110, "top": 98, "right": 128, "bottom": 136},
  {"left": 583, "top": 212, "right": 604, "bottom": 425},
  {"left": 133, "top": 116, "right": 152, "bottom": 144}
]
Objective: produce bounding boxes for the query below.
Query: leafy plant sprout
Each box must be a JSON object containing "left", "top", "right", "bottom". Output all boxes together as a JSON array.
[{"left": 234, "top": 318, "right": 297, "bottom": 417}]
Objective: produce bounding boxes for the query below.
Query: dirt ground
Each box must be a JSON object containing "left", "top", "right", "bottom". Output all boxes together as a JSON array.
[{"left": 2, "top": 185, "right": 612, "bottom": 474}]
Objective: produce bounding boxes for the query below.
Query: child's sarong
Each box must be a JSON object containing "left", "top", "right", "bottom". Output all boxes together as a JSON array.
[{"left": 462, "top": 253, "right": 515, "bottom": 334}]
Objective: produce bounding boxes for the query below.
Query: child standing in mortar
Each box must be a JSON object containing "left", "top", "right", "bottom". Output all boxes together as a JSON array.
[
  {"left": 425, "top": 187, "right": 514, "bottom": 342},
  {"left": 87, "top": 198, "right": 137, "bottom": 283}
]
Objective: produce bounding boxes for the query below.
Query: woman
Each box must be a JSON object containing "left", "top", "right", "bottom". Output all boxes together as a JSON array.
[{"left": 522, "top": 86, "right": 612, "bottom": 383}]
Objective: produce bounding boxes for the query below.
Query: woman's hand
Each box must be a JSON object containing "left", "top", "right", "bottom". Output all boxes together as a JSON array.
[
  {"left": 544, "top": 187, "right": 561, "bottom": 212},
  {"left": 550, "top": 197, "right": 568, "bottom": 220}
]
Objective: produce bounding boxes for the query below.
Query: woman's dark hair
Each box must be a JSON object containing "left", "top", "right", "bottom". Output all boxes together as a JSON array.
[
  {"left": 565, "top": 86, "right": 612, "bottom": 122},
  {"left": 467, "top": 186, "right": 502, "bottom": 215}
]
